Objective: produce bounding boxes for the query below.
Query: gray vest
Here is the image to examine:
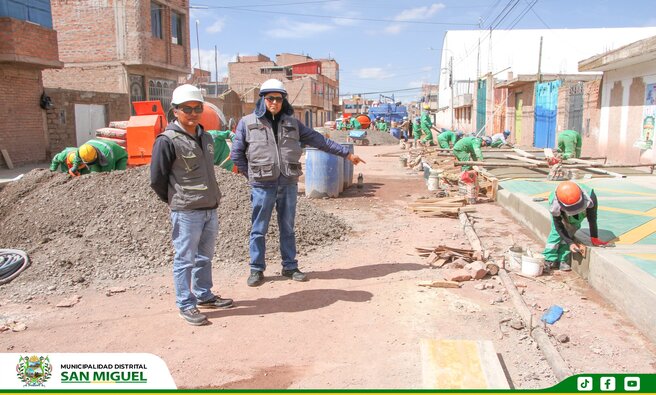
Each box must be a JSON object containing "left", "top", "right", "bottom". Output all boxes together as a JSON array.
[
  {"left": 160, "top": 128, "right": 221, "bottom": 211},
  {"left": 243, "top": 113, "right": 303, "bottom": 183}
]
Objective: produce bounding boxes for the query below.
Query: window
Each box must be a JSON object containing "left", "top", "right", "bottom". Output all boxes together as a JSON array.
[
  {"left": 151, "top": 2, "right": 162, "bottom": 39},
  {"left": 171, "top": 12, "right": 183, "bottom": 45}
]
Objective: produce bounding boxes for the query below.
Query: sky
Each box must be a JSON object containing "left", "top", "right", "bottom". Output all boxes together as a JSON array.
[{"left": 189, "top": 0, "right": 655, "bottom": 103}]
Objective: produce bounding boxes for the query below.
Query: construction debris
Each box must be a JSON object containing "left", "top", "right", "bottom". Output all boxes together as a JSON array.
[
  {"left": 408, "top": 196, "right": 472, "bottom": 218},
  {"left": 417, "top": 280, "right": 462, "bottom": 288}
]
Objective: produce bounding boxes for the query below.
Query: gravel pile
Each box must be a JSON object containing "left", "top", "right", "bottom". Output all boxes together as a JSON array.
[
  {"left": 0, "top": 166, "right": 349, "bottom": 300},
  {"left": 314, "top": 128, "right": 400, "bottom": 146}
]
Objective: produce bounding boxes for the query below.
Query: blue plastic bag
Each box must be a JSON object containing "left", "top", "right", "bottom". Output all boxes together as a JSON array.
[{"left": 541, "top": 305, "right": 564, "bottom": 324}]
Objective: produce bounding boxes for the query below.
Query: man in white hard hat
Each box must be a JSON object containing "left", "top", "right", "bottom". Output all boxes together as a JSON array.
[
  {"left": 150, "top": 84, "right": 233, "bottom": 326},
  {"left": 231, "top": 79, "right": 366, "bottom": 287}
]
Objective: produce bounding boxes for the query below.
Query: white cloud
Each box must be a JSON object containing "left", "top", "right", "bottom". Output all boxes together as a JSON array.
[
  {"left": 408, "top": 80, "right": 426, "bottom": 88},
  {"left": 395, "top": 3, "right": 445, "bottom": 21},
  {"left": 206, "top": 17, "right": 226, "bottom": 34},
  {"left": 332, "top": 11, "right": 360, "bottom": 26},
  {"left": 357, "top": 67, "right": 395, "bottom": 80},
  {"left": 269, "top": 19, "right": 334, "bottom": 38},
  {"left": 191, "top": 48, "right": 236, "bottom": 80},
  {"left": 384, "top": 24, "right": 403, "bottom": 34},
  {"left": 421, "top": 66, "right": 433, "bottom": 72}
]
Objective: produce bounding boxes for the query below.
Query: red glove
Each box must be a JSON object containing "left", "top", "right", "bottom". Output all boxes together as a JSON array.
[
  {"left": 460, "top": 170, "right": 477, "bottom": 184},
  {"left": 547, "top": 157, "right": 561, "bottom": 166},
  {"left": 591, "top": 237, "right": 609, "bottom": 246}
]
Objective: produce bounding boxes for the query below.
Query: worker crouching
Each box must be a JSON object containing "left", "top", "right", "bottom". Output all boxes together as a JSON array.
[
  {"left": 543, "top": 181, "right": 609, "bottom": 272},
  {"left": 69, "top": 139, "right": 128, "bottom": 176}
]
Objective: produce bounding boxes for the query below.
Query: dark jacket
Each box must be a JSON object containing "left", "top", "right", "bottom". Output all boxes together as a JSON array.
[
  {"left": 231, "top": 97, "right": 349, "bottom": 187},
  {"left": 150, "top": 121, "right": 221, "bottom": 211}
]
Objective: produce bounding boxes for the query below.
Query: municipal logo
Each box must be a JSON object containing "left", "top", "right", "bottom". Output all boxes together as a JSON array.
[{"left": 16, "top": 355, "right": 52, "bottom": 387}]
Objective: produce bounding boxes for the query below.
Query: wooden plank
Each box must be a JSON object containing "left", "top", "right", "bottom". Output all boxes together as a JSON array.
[
  {"left": 1, "top": 149, "right": 14, "bottom": 169},
  {"left": 512, "top": 147, "right": 537, "bottom": 158},
  {"left": 504, "top": 154, "right": 544, "bottom": 165},
  {"left": 417, "top": 280, "right": 462, "bottom": 288},
  {"left": 458, "top": 212, "right": 483, "bottom": 252}
]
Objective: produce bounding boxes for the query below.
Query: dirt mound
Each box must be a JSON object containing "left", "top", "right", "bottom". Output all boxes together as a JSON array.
[
  {"left": 314, "top": 128, "right": 400, "bottom": 146},
  {"left": 0, "top": 167, "right": 349, "bottom": 300}
]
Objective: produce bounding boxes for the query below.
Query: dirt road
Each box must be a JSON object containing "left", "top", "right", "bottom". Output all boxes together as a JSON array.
[{"left": 1, "top": 145, "right": 654, "bottom": 388}]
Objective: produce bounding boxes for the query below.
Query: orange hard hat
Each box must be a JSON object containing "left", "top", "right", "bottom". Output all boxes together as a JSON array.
[{"left": 555, "top": 181, "right": 582, "bottom": 206}]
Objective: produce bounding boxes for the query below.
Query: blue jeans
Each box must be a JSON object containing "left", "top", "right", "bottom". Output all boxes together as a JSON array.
[
  {"left": 170, "top": 209, "right": 218, "bottom": 311},
  {"left": 249, "top": 184, "right": 298, "bottom": 272}
]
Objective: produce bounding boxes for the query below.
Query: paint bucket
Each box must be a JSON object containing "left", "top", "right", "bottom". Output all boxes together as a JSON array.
[
  {"left": 399, "top": 156, "right": 408, "bottom": 167},
  {"left": 521, "top": 253, "right": 545, "bottom": 277},
  {"left": 506, "top": 247, "right": 523, "bottom": 271},
  {"left": 427, "top": 169, "right": 442, "bottom": 191},
  {"left": 341, "top": 142, "right": 354, "bottom": 189}
]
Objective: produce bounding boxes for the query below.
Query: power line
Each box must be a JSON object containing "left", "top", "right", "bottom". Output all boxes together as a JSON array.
[
  {"left": 192, "top": 3, "right": 479, "bottom": 26},
  {"left": 526, "top": 0, "right": 551, "bottom": 29},
  {"left": 339, "top": 87, "right": 422, "bottom": 97},
  {"left": 508, "top": 0, "right": 539, "bottom": 30}
]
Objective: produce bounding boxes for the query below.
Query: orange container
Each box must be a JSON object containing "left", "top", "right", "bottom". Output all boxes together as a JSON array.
[
  {"left": 126, "top": 115, "right": 164, "bottom": 166},
  {"left": 125, "top": 101, "right": 166, "bottom": 166},
  {"left": 356, "top": 114, "right": 371, "bottom": 129},
  {"left": 198, "top": 102, "right": 226, "bottom": 131}
]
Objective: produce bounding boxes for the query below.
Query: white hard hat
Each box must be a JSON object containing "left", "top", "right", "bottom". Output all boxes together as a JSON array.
[
  {"left": 260, "top": 79, "right": 287, "bottom": 96},
  {"left": 171, "top": 84, "right": 204, "bottom": 106}
]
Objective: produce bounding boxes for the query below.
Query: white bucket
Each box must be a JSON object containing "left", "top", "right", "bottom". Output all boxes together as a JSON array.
[
  {"left": 506, "top": 248, "right": 523, "bottom": 271},
  {"left": 521, "top": 254, "right": 545, "bottom": 277},
  {"left": 427, "top": 170, "right": 442, "bottom": 191}
]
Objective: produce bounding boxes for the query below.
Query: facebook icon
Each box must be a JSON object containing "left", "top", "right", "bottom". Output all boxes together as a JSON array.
[{"left": 600, "top": 377, "right": 616, "bottom": 391}]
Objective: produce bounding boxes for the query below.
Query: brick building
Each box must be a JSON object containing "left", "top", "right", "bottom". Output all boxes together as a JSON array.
[
  {"left": 41, "top": 0, "right": 191, "bottom": 153},
  {"left": 0, "top": 0, "right": 62, "bottom": 166},
  {"left": 228, "top": 53, "right": 339, "bottom": 128}
]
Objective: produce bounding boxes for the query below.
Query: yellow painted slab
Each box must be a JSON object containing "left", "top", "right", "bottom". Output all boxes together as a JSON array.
[
  {"left": 420, "top": 339, "right": 509, "bottom": 389},
  {"left": 617, "top": 218, "right": 656, "bottom": 245}
]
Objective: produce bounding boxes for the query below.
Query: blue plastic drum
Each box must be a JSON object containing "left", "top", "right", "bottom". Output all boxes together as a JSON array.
[{"left": 305, "top": 148, "right": 344, "bottom": 198}]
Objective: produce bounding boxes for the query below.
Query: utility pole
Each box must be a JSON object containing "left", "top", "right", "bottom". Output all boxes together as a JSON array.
[
  {"left": 214, "top": 45, "right": 218, "bottom": 96},
  {"left": 195, "top": 20, "right": 201, "bottom": 84},
  {"left": 450, "top": 56, "right": 454, "bottom": 130},
  {"left": 537, "top": 36, "right": 543, "bottom": 83}
]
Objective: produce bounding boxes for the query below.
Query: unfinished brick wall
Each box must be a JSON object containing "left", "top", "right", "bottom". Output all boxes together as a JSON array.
[
  {"left": 43, "top": 88, "right": 130, "bottom": 158},
  {"left": 228, "top": 60, "right": 277, "bottom": 95},
  {"left": 45, "top": 0, "right": 189, "bottom": 94},
  {"left": 0, "top": 65, "right": 48, "bottom": 166},
  {"left": 0, "top": 18, "right": 60, "bottom": 65},
  {"left": 581, "top": 80, "right": 601, "bottom": 157}
]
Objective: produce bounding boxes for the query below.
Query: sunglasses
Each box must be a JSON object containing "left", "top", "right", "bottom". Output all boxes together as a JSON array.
[
  {"left": 178, "top": 105, "right": 204, "bottom": 114},
  {"left": 265, "top": 96, "right": 284, "bottom": 103}
]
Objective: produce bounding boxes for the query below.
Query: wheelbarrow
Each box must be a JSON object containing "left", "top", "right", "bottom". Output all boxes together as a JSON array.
[{"left": 347, "top": 130, "right": 369, "bottom": 145}]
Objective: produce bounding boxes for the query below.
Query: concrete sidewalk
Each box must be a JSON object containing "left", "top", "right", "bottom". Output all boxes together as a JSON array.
[{"left": 496, "top": 175, "right": 656, "bottom": 344}]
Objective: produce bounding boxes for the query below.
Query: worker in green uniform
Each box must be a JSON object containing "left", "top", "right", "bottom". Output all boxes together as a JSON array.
[
  {"left": 437, "top": 129, "right": 457, "bottom": 149},
  {"left": 557, "top": 129, "right": 582, "bottom": 160},
  {"left": 349, "top": 116, "right": 362, "bottom": 130},
  {"left": 207, "top": 130, "right": 235, "bottom": 171},
  {"left": 377, "top": 119, "right": 388, "bottom": 132},
  {"left": 543, "top": 181, "right": 609, "bottom": 271},
  {"left": 420, "top": 104, "right": 435, "bottom": 146},
  {"left": 70, "top": 139, "right": 128, "bottom": 174},
  {"left": 412, "top": 116, "right": 422, "bottom": 147},
  {"left": 452, "top": 136, "right": 491, "bottom": 170},
  {"left": 49, "top": 147, "right": 89, "bottom": 175}
]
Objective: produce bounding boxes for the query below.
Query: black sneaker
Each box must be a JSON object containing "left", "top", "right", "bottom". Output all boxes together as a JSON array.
[
  {"left": 179, "top": 307, "right": 208, "bottom": 326},
  {"left": 247, "top": 270, "right": 265, "bottom": 287},
  {"left": 281, "top": 268, "right": 308, "bottom": 282},
  {"left": 544, "top": 260, "right": 557, "bottom": 273},
  {"left": 198, "top": 296, "right": 234, "bottom": 309}
]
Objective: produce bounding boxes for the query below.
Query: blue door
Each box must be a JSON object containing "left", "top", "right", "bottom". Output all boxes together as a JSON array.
[{"left": 534, "top": 80, "right": 562, "bottom": 148}]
